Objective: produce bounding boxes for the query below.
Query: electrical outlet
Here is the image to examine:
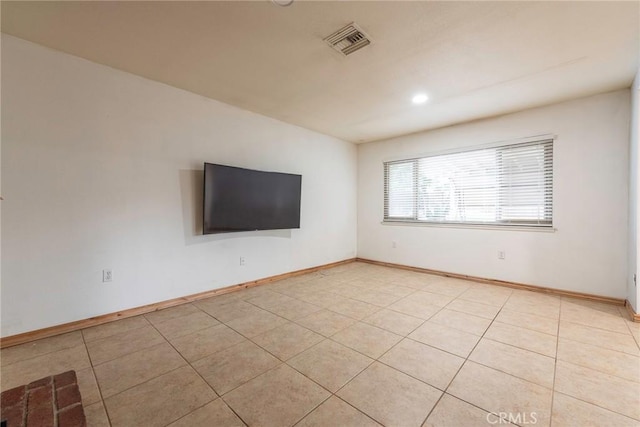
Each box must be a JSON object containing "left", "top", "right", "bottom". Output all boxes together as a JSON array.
[
  {"left": 634, "top": 274, "right": 637, "bottom": 286},
  {"left": 498, "top": 251, "right": 505, "bottom": 260},
  {"left": 103, "top": 269, "right": 113, "bottom": 282},
  {"left": 240, "top": 256, "right": 246, "bottom": 266}
]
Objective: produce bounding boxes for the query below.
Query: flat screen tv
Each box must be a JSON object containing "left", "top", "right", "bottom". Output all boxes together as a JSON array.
[{"left": 203, "top": 163, "right": 302, "bottom": 234}]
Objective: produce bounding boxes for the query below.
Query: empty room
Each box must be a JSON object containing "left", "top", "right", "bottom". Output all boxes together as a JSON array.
[{"left": 1, "top": 1, "right": 639, "bottom": 426}]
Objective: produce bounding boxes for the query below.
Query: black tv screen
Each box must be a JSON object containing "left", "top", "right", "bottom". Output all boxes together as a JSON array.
[{"left": 203, "top": 163, "right": 302, "bottom": 234}]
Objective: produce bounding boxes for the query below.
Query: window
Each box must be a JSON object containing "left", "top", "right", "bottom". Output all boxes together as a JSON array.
[{"left": 384, "top": 139, "right": 553, "bottom": 227}]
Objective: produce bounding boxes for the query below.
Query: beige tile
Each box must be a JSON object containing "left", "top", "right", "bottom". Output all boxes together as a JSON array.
[
  {"left": 388, "top": 298, "right": 442, "bottom": 320},
  {"left": 331, "top": 322, "right": 402, "bottom": 359},
  {"left": 502, "top": 294, "right": 560, "bottom": 319},
  {"left": 458, "top": 287, "right": 511, "bottom": 307},
  {"left": 76, "top": 367, "right": 101, "bottom": 406},
  {"left": 296, "top": 309, "right": 356, "bottom": 337},
  {"left": 561, "top": 297, "right": 622, "bottom": 315},
  {"left": 424, "top": 394, "right": 502, "bottom": 427},
  {"left": 93, "top": 342, "right": 186, "bottom": 397},
  {"left": 559, "top": 321, "right": 639, "bottom": 356},
  {"left": 395, "top": 274, "right": 441, "bottom": 290},
  {"left": 510, "top": 289, "right": 561, "bottom": 302},
  {"left": 446, "top": 299, "right": 500, "bottom": 320},
  {"left": 555, "top": 360, "right": 640, "bottom": 420},
  {"left": 380, "top": 338, "right": 464, "bottom": 390},
  {"left": 395, "top": 280, "right": 432, "bottom": 292},
  {"left": 297, "top": 396, "right": 381, "bottom": 427},
  {"left": 84, "top": 402, "right": 111, "bottom": 427},
  {"left": 624, "top": 317, "right": 640, "bottom": 343},
  {"left": 196, "top": 299, "right": 262, "bottom": 323},
  {"left": 193, "top": 340, "right": 280, "bottom": 395},
  {"left": 0, "top": 332, "right": 84, "bottom": 366},
  {"left": 628, "top": 325, "right": 640, "bottom": 351},
  {"left": 274, "top": 284, "right": 317, "bottom": 299},
  {"left": 328, "top": 297, "right": 380, "bottom": 320},
  {"left": 429, "top": 309, "right": 491, "bottom": 336},
  {"left": 424, "top": 279, "right": 472, "bottom": 297},
  {"left": 617, "top": 305, "right": 630, "bottom": 319},
  {"left": 199, "top": 291, "right": 245, "bottom": 305},
  {"left": 448, "top": 362, "right": 552, "bottom": 427},
  {"left": 223, "top": 364, "right": 330, "bottom": 427},
  {"left": 144, "top": 303, "right": 201, "bottom": 325},
  {"left": 153, "top": 311, "right": 220, "bottom": 340},
  {"left": 82, "top": 316, "right": 150, "bottom": 342},
  {"left": 363, "top": 309, "right": 424, "bottom": 336},
  {"left": 296, "top": 291, "right": 341, "bottom": 308},
  {"left": 494, "top": 309, "right": 558, "bottom": 335},
  {"left": 337, "top": 362, "right": 441, "bottom": 427},
  {"left": 344, "top": 278, "right": 383, "bottom": 289},
  {"left": 240, "top": 287, "right": 284, "bottom": 301},
  {"left": 409, "top": 322, "right": 481, "bottom": 358},
  {"left": 349, "top": 289, "right": 403, "bottom": 307},
  {"left": 252, "top": 322, "right": 324, "bottom": 360},
  {"left": 225, "top": 308, "right": 289, "bottom": 337},
  {"left": 86, "top": 324, "right": 166, "bottom": 365},
  {"left": 0, "top": 345, "right": 91, "bottom": 391},
  {"left": 374, "top": 283, "right": 417, "bottom": 298},
  {"left": 246, "top": 291, "right": 297, "bottom": 310},
  {"left": 267, "top": 299, "right": 324, "bottom": 320},
  {"left": 288, "top": 340, "right": 372, "bottom": 392},
  {"left": 105, "top": 365, "right": 216, "bottom": 427},
  {"left": 170, "top": 324, "right": 246, "bottom": 362},
  {"left": 560, "top": 300, "right": 630, "bottom": 334},
  {"left": 484, "top": 322, "right": 557, "bottom": 357},
  {"left": 327, "top": 284, "right": 363, "bottom": 299},
  {"left": 551, "top": 392, "right": 640, "bottom": 427},
  {"left": 410, "top": 291, "right": 456, "bottom": 308},
  {"left": 168, "top": 399, "right": 245, "bottom": 427},
  {"left": 469, "top": 339, "right": 555, "bottom": 388},
  {"left": 557, "top": 338, "right": 640, "bottom": 382},
  {"left": 194, "top": 291, "right": 244, "bottom": 307}
]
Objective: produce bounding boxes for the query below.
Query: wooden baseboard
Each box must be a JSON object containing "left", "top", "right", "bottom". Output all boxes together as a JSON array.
[
  {"left": 0, "top": 258, "right": 356, "bottom": 349},
  {"left": 356, "top": 258, "right": 626, "bottom": 306},
  {"left": 625, "top": 300, "right": 640, "bottom": 322}
]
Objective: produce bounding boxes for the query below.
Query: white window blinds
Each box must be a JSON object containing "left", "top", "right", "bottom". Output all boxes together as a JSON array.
[{"left": 384, "top": 139, "right": 553, "bottom": 227}]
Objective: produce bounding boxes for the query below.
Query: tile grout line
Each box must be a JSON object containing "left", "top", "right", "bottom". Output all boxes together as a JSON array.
[
  {"left": 5, "top": 263, "right": 637, "bottom": 426},
  {"left": 84, "top": 278, "right": 515, "bottom": 424},
  {"left": 88, "top": 311, "right": 218, "bottom": 423},
  {"left": 425, "top": 294, "right": 509, "bottom": 424},
  {"left": 559, "top": 318, "right": 638, "bottom": 337},
  {"left": 145, "top": 314, "right": 257, "bottom": 426},
  {"left": 548, "top": 298, "right": 562, "bottom": 427},
  {"left": 79, "top": 329, "right": 113, "bottom": 427},
  {"left": 282, "top": 275, "right": 429, "bottom": 425},
  {"left": 623, "top": 316, "right": 640, "bottom": 350},
  {"left": 141, "top": 315, "right": 244, "bottom": 426},
  {"left": 551, "top": 390, "right": 640, "bottom": 423}
]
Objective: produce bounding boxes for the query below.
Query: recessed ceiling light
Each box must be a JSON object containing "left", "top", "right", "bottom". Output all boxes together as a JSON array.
[{"left": 412, "top": 93, "right": 429, "bottom": 104}]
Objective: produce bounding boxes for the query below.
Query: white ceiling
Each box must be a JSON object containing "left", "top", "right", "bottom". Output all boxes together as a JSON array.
[{"left": 2, "top": 1, "right": 638, "bottom": 143}]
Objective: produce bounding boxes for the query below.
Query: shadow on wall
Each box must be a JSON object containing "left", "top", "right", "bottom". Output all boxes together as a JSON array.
[{"left": 178, "top": 169, "right": 291, "bottom": 246}]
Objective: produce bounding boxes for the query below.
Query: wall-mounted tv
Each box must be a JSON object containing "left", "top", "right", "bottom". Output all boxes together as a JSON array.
[{"left": 203, "top": 163, "right": 302, "bottom": 234}]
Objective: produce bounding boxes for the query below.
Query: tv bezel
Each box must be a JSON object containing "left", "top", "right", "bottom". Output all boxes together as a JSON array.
[{"left": 202, "top": 162, "right": 302, "bottom": 235}]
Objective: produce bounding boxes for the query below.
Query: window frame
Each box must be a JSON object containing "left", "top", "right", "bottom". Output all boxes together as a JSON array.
[{"left": 382, "top": 136, "right": 554, "bottom": 230}]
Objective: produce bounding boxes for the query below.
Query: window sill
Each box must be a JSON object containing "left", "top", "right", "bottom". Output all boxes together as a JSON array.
[{"left": 381, "top": 220, "right": 556, "bottom": 233}]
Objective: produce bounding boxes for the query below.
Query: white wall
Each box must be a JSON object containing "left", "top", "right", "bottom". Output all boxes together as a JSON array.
[
  {"left": 629, "top": 69, "right": 640, "bottom": 311},
  {"left": 1, "top": 35, "right": 357, "bottom": 337},
  {"left": 358, "top": 90, "right": 630, "bottom": 299}
]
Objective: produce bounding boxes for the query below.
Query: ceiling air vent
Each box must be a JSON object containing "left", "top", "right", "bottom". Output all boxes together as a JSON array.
[{"left": 324, "top": 23, "right": 371, "bottom": 56}]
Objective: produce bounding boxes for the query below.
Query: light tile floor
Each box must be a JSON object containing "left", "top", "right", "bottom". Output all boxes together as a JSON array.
[{"left": 2, "top": 262, "right": 640, "bottom": 426}]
